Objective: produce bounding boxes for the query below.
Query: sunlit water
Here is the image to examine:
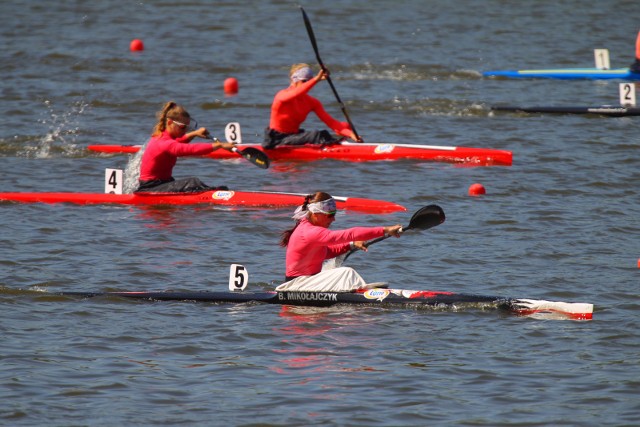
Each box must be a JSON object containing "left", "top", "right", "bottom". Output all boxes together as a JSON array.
[{"left": 1, "top": 1, "right": 639, "bottom": 425}]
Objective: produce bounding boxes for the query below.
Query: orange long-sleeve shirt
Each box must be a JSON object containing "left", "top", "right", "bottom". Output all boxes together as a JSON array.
[{"left": 268, "top": 78, "right": 353, "bottom": 138}]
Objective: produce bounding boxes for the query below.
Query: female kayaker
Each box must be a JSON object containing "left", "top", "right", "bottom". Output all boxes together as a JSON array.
[
  {"left": 277, "top": 191, "right": 402, "bottom": 292},
  {"left": 262, "top": 64, "right": 361, "bottom": 149},
  {"left": 136, "top": 101, "right": 236, "bottom": 193}
]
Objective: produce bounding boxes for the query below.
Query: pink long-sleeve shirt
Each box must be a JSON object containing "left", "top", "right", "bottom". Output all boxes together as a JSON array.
[
  {"left": 285, "top": 217, "right": 384, "bottom": 278},
  {"left": 139, "top": 131, "right": 215, "bottom": 181}
]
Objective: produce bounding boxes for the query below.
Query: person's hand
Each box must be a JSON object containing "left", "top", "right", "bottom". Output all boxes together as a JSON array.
[
  {"left": 383, "top": 225, "right": 403, "bottom": 238},
  {"left": 192, "top": 127, "right": 210, "bottom": 139},
  {"left": 338, "top": 125, "right": 360, "bottom": 141},
  {"left": 219, "top": 141, "right": 237, "bottom": 151},
  {"left": 317, "top": 68, "right": 330, "bottom": 80},
  {"left": 209, "top": 137, "right": 237, "bottom": 151},
  {"left": 352, "top": 240, "right": 368, "bottom": 252}
]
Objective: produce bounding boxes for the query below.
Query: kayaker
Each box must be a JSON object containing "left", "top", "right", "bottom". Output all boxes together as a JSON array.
[
  {"left": 262, "top": 64, "right": 361, "bottom": 149},
  {"left": 630, "top": 30, "right": 640, "bottom": 74},
  {"left": 277, "top": 191, "right": 402, "bottom": 292},
  {"left": 136, "top": 101, "right": 236, "bottom": 193}
]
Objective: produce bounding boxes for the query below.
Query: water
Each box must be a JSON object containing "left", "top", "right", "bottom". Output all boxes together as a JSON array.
[{"left": 1, "top": 0, "right": 639, "bottom": 425}]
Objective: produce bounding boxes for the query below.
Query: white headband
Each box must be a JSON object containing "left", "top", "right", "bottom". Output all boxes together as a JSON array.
[
  {"left": 291, "top": 66, "right": 314, "bottom": 82},
  {"left": 292, "top": 198, "right": 337, "bottom": 220}
]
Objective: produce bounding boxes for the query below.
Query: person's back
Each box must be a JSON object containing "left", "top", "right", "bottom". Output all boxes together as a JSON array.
[
  {"left": 263, "top": 64, "right": 357, "bottom": 149},
  {"left": 269, "top": 84, "right": 320, "bottom": 134},
  {"left": 630, "top": 30, "right": 640, "bottom": 74}
]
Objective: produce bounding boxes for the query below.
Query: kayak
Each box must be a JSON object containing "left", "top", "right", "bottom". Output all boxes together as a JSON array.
[
  {"left": 491, "top": 105, "right": 640, "bottom": 117},
  {"left": 483, "top": 67, "right": 640, "bottom": 80},
  {"left": 0, "top": 189, "right": 406, "bottom": 213},
  {"left": 57, "top": 288, "right": 594, "bottom": 321},
  {"left": 87, "top": 142, "right": 513, "bottom": 167}
]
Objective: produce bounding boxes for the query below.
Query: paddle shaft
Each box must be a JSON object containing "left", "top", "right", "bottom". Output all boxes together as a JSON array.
[
  {"left": 342, "top": 226, "right": 406, "bottom": 263},
  {"left": 208, "top": 137, "right": 270, "bottom": 169},
  {"left": 342, "top": 204, "right": 445, "bottom": 262},
  {"left": 300, "top": 6, "right": 362, "bottom": 142}
]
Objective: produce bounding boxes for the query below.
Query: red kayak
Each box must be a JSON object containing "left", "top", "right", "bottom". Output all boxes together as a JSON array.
[
  {"left": 87, "top": 142, "right": 513, "bottom": 166},
  {"left": 0, "top": 189, "right": 406, "bottom": 213}
]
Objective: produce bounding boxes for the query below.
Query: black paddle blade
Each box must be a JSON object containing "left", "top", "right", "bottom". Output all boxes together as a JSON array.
[
  {"left": 237, "top": 147, "right": 270, "bottom": 169},
  {"left": 300, "top": 7, "right": 323, "bottom": 68},
  {"left": 407, "top": 204, "right": 445, "bottom": 231}
]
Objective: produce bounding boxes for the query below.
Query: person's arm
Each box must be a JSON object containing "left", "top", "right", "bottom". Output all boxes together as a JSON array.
[
  {"left": 277, "top": 76, "right": 322, "bottom": 102},
  {"left": 173, "top": 128, "right": 236, "bottom": 153},
  {"left": 311, "top": 225, "right": 386, "bottom": 247},
  {"left": 312, "top": 100, "right": 358, "bottom": 140},
  {"left": 175, "top": 127, "right": 210, "bottom": 143},
  {"left": 330, "top": 224, "right": 402, "bottom": 257}
]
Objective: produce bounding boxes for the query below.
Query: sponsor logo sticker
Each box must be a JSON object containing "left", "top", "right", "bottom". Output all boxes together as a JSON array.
[
  {"left": 363, "top": 289, "right": 390, "bottom": 301},
  {"left": 212, "top": 191, "right": 235, "bottom": 200},
  {"left": 374, "top": 144, "right": 395, "bottom": 154}
]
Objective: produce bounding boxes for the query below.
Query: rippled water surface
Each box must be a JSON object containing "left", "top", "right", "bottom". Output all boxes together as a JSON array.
[{"left": 1, "top": 1, "right": 639, "bottom": 425}]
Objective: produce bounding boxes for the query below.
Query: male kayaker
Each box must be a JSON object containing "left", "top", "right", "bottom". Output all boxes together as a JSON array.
[
  {"left": 630, "top": 30, "right": 640, "bottom": 74},
  {"left": 276, "top": 191, "right": 402, "bottom": 292},
  {"left": 262, "top": 64, "right": 361, "bottom": 149},
  {"left": 136, "top": 101, "right": 236, "bottom": 193}
]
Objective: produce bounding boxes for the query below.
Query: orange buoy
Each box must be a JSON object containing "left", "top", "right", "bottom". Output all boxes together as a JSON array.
[
  {"left": 224, "top": 77, "right": 239, "bottom": 95},
  {"left": 130, "top": 39, "right": 144, "bottom": 52},
  {"left": 468, "top": 183, "right": 486, "bottom": 196}
]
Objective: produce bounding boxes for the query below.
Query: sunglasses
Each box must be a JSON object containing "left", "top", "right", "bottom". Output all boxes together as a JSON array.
[{"left": 171, "top": 118, "right": 198, "bottom": 132}]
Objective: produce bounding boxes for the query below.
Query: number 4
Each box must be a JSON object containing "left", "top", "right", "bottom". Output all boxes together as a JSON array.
[
  {"left": 104, "top": 168, "right": 123, "bottom": 194},
  {"left": 229, "top": 264, "right": 248, "bottom": 291}
]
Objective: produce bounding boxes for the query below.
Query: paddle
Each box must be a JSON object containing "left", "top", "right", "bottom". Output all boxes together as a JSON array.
[
  {"left": 300, "top": 6, "right": 363, "bottom": 143},
  {"left": 208, "top": 137, "right": 270, "bottom": 169},
  {"left": 342, "top": 204, "right": 446, "bottom": 263}
]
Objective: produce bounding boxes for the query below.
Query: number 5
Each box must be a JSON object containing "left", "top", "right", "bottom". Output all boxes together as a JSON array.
[{"left": 229, "top": 264, "right": 248, "bottom": 291}]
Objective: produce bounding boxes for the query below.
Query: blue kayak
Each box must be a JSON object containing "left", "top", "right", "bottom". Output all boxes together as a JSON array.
[{"left": 483, "top": 68, "right": 640, "bottom": 80}]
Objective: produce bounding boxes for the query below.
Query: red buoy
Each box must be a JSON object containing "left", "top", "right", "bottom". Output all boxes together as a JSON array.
[
  {"left": 130, "top": 39, "right": 144, "bottom": 52},
  {"left": 224, "top": 77, "right": 239, "bottom": 95},
  {"left": 468, "top": 183, "right": 486, "bottom": 196}
]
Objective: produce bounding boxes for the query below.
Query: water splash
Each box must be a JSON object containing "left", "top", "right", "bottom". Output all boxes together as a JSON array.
[
  {"left": 123, "top": 144, "right": 146, "bottom": 193},
  {"left": 34, "top": 99, "right": 89, "bottom": 158}
]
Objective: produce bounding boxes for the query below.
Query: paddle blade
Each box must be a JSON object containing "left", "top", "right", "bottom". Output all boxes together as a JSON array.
[
  {"left": 300, "top": 7, "right": 323, "bottom": 68},
  {"left": 406, "top": 204, "right": 445, "bottom": 231},
  {"left": 235, "top": 147, "right": 270, "bottom": 169}
]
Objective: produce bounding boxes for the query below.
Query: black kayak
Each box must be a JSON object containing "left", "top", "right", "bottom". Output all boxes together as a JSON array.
[
  {"left": 491, "top": 105, "right": 640, "bottom": 117},
  {"left": 55, "top": 288, "right": 593, "bottom": 320}
]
